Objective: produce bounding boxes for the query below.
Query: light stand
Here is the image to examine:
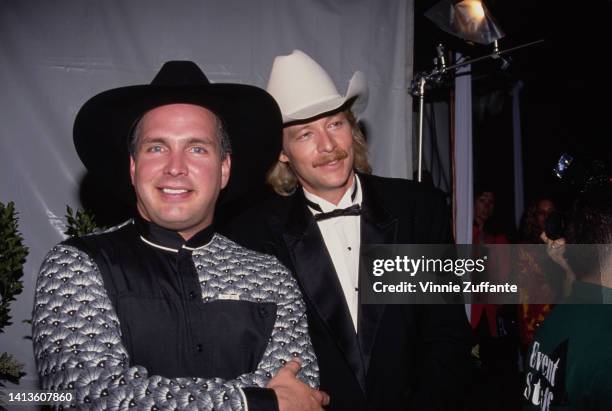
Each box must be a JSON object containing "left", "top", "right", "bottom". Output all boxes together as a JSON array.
[{"left": 410, "top": 39, "right": 544, "bottom": 182}]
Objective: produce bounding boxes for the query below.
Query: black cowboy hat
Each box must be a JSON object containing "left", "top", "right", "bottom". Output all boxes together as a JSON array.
[{"left": 73, "top": 60, "right": 282, "bottom": 207}]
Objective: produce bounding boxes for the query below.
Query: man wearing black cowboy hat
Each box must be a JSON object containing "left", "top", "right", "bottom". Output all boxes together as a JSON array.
[
  {"left": 223, "top": 50, "right": 472, "bottom": 410},
  {"left": 32, "top": 61, "right": 328, "bottom": 411}
]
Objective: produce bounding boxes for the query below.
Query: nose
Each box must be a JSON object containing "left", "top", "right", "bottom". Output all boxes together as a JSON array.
[
  {"left": 317, "top": 129, "right": 337, "bottom": 153},
  {"left": 164, "top": 151, "right": 188, "bottom": 176}
]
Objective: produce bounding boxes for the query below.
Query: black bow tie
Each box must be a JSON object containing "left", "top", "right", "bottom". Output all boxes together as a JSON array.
[{"left": 312, "top": 204, "right": 362, "bottom": 221}]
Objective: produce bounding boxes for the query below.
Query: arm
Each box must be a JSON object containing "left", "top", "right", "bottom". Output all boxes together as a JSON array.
[
  {"left": 540, "top": 233, "right": 575, "bottom": 297},
  {"left": 239, "top": 258, "right": 325, "bottom": 411},
  {"left": 33, "top": 244, "right": 318, "bottom": 410},
  {"left": 231, "top": 258, "right": 319, "bottom": 390}
]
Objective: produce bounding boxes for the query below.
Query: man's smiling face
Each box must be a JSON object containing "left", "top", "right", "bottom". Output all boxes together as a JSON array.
[{"left": 130, "top": 103, "right": 230, "bottom": 239}]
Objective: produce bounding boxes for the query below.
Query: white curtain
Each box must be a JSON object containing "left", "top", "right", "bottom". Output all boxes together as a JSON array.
[
  {"left": 453, "top": 56, "right": 473, "bottom": 245},
  {"left": 0, "top": 0, "right": 413, "bottom": 392}
]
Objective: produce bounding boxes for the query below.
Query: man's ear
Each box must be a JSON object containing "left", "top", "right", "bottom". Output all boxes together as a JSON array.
[
  {"left": 129, "top": 155, "right": 136, "bottom": 186},
  {"left": 220, "top": 154, "right": 231, "bottom": 189},
  {"left": 279, "top": 150, "right": 289, "bottom": 163}
]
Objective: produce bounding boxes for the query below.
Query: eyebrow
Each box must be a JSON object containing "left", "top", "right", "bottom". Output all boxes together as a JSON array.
[
  {"left": 290, "top": 125, "right": 310, "bottom": 133},
  {"left": 140, "top": 137, "right": 168, "bottom": 146},
  {"left": 141, "top": 136, "right": 215, "bottom": 145},
  {"left": 328, "top": 114, "right": 347, "bottom": 123},
  {"left": 185, "top": 137, "right": 215, "bottom": 146}
]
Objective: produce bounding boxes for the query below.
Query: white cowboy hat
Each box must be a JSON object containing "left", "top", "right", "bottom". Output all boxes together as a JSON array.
[{"left": 266, "top": 49, "right": 368, "bottom": 123}]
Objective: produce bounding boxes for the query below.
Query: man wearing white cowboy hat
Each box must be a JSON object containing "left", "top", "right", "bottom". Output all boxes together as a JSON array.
[
  {"left": 32, "top": 60, "right": 329, "bottom": 411},
  {"left": 224, "top": 50, "right": 472, "bottom": 410}
]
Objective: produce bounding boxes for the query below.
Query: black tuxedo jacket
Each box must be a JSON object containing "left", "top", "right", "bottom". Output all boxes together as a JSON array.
[{"left": 222, "top": 174, "right": 472, "bottom": 411}]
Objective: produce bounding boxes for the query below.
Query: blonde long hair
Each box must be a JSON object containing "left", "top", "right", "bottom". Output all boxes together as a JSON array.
[{"left": 266, "top": 110, "right": 372, "bottom": 196}]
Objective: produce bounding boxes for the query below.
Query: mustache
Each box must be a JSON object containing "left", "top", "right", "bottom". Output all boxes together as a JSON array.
[{"left": 312, "top": 149, "right": 349, "bottom": 168}]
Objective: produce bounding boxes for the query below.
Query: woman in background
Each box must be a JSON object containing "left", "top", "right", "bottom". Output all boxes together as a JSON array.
[
  {"left": 516, "top": 197, "right": 564, "bottom": 350},
  {"left": 470, "top": 188, "right": 520, "bottom": 411}
]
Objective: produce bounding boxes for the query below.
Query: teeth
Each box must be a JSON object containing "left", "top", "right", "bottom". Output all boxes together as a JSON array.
[{"left": 162, "top": 188, "right": 188, "bottom": 194}]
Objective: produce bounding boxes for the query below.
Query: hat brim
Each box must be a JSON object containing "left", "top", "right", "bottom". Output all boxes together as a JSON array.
[
  {"left": 282, "top": 71, "right": 368, "bottom": 123},
  {"left": 73, "top": 82, "right": 282, "bottom": 207}
]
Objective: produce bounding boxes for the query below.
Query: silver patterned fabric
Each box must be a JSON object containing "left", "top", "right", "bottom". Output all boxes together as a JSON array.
[{"left": 33, "top": 231, "right": 319, "bottom": 410}]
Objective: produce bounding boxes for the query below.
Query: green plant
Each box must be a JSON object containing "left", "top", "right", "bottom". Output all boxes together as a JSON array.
[
  {"left": 0, "top": 201, "right": 27, "bottom": 385},
  {"left": 0, "top": 352, "right": 24, "bottom": 384},
  {"left": 64, "top": 206, "right": 105, "bottom": 237}
]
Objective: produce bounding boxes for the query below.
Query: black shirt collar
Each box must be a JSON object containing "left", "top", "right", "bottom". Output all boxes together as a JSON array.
[{"left": 134, "top": 214, "right": 215, "bottom": 252}]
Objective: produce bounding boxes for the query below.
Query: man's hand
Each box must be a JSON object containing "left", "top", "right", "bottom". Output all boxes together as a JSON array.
[{"left": 267, "top": 359, "right": 330, "bottom": 411}]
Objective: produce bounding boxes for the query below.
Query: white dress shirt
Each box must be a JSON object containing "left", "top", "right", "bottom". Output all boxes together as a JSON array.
[{"left": 303, "top": 175, "right": 362, "bottom": 332}]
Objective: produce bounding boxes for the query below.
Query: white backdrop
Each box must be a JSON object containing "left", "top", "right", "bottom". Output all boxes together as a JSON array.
[{"left": 0, "top": 0, "right": 414, "bottom": 391}]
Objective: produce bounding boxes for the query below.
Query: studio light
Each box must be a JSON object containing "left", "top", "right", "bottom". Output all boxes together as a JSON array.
[
  {"left": 413, "top": 0, "right": 543, "bottom": 182},
  {"left": 424, "top": 0, "right": 504, "bottom": 45}
]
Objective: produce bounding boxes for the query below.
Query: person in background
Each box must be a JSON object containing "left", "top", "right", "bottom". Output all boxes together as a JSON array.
[
  {"left": 470, "top": 188, "right": 511, "bottom": 336},
  {"left": 523, "top": 183, "right": 612, "bottom": 410},
  {"left": 520, "top": 198, "right": 556, "bottom": 243},
  {"left": 516, "top": 196, "right": 563, "bottom": 350},
  {"left": 473, "top": 189, "right": 510, "bottom": 246},
  {"left": 470, "top": 187, "right": 520, "bottom": 411}
]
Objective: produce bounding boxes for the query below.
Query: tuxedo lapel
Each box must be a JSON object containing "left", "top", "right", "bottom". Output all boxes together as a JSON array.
[
  {"left": 282, "top": 192, "right": 366, "bottom": 391},
  {"left": 358, "top": 175, "right": 398, "bottom": 374}
]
